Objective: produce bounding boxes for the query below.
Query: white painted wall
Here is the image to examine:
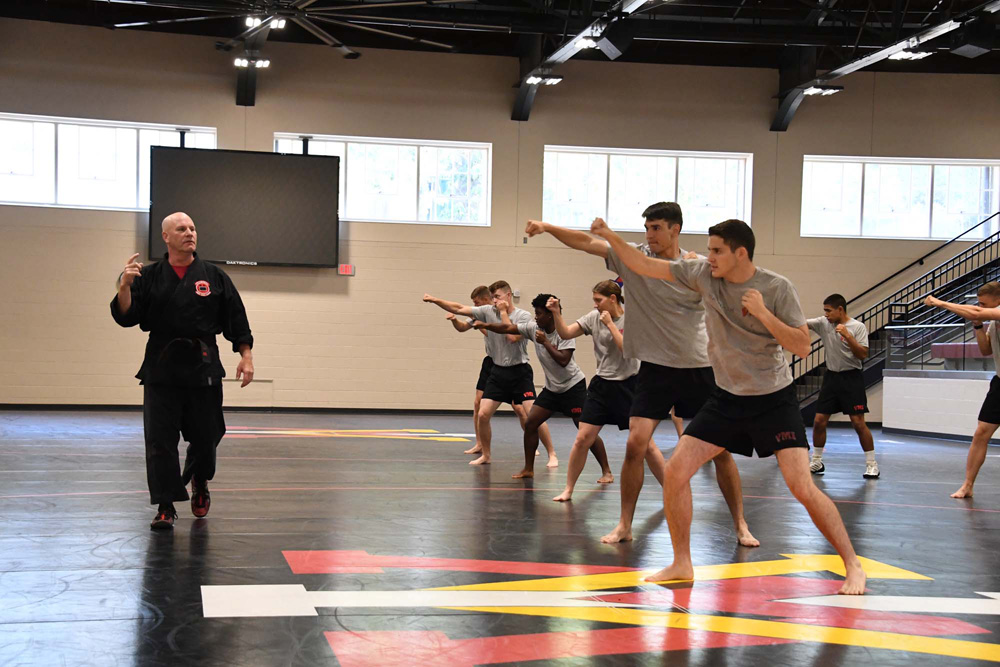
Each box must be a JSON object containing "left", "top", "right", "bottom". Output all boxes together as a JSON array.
[{"left": 883, "top": 371, "right": 993, "bottom": 438}]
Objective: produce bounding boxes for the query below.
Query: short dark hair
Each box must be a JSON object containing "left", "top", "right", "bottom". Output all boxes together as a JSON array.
[
  {"left": 470, "top": 285, "right": 490, "bottom": 301},
  {"left": 532, "top": 293, "right": 558, "bottom": 311},
  {"left": 978, "top": 282, "right": 1000, "bottom": 299},
  {"left": 593, "top": 279, "right": 624, "bottom": 305},
  {"left": 707, "top": 219, "right": 755, "bottom": 261},
  {"left": 642, "top": 202, "right": 683, "bottom": 231},
  {"left": 823, "top": 293, "right": 848, "bottom": 312},
  {"left": 489, "top": 280, "right": 512, "bottom": 294}
]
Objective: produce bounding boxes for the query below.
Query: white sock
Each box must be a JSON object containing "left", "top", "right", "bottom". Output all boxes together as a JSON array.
[
  {"left": 812, "top": 449, "right": 824, "bottom": 461},
  {"left": 865, "top": 450, "right": 876, "bottom": 463}
]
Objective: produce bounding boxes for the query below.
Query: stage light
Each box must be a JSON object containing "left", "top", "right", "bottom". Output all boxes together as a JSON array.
[
  {"left": 803, "top": 85, "right": 842, "bottom": 96},
  {"left": 271, "top": 19, "right": 286, "bottom": 29},
  {"left": 888, "top": 49, "right": 932, "bottom": 60}
]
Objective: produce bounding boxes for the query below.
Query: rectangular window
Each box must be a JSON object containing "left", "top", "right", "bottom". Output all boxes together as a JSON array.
[
  {"left": 0, "top": 112, "right": 216, "bottom": 211},
  {"left": 274, "top": 133, "right": 492, "bottom": 227},
  {"left": 542, "top": 146, "right": 753, "bottom": 233},
  {"left": 0, "top": 119, "right": 56, "bottom": 204},
  {"left": 801, "top": 156, "right": 1000, "bottom": 240}
]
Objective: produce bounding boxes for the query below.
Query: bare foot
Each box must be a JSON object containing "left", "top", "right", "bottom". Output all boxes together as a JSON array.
[
  {"left": 644, "top": 562, "right": 694, "bottom": 583},
  {"left": 469, "top": 455, "right": 491, "bottom": 466},
  {"left": 535, "top": 450, "right": 541, "bottom": 457},
  {"left": 838, "top": 560, "right": 867, "bottom": 595},
  {"left": 552, "top": 489, "right": 573, "bottom": 502},
  {"left": 464, "top": 445, "right": 482, "bottom": 455},
  {"left": 512, "top": 469, "right": 534, "bottom": 479},
  {"left": 547, "top": 456, "right": 559, "bottom": 468},
  {"left": 736, "top": 523, "right": 760, "bottom": 548},
  {"left": 597, "top": 472, "right": 614, "bottom": 484},
  {"left": 600, "top": 523, "right": 633, "bottom": 543},
  {"left": 951, "top": 484, "right": 973, "bottom": 499}
]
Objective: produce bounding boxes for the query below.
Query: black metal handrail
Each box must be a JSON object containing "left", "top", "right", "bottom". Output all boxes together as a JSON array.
[
  {"left": 792, "top": 211, "right": 1000, "bottom": 403},
  {"left": 846, "top": 212, "right": 1000, "bottom": 308}
]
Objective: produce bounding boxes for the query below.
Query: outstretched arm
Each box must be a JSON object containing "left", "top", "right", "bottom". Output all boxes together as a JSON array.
[
  {"left": 424, "top": 294, "right": 475, "bottom": 317},
  {"left": 525, "top": 220, "right": 609, "bottom": 258},
  {"left": 447, "top": 314, "right": 474, "bottom": 333},
  {"left": 547, "top": 297, "right": 585, "bottom": 339},
  {"left": 925, "top": 295, "right": 997, "bottom": 356},
  {"left": 589, "top": 218, "right": 675, "bottom": 281},
  {"left": 474, "top": 321, "right": 519, "bottom": 335},
  {"left": 742, "top": 289, "right": 811, "bottom": 358},
  {"left": 925, "top": 295, "right": 1000, "bottom": 321}
]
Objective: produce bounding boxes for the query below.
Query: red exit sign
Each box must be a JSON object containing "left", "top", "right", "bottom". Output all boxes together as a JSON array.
[{"left": 338, "top": 264, "right": 355, "bottom": 276}]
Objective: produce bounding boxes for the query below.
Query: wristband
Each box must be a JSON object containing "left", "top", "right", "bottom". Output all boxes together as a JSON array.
[{"left": 973, "top": 323, "right": 984, "bottom": 330}]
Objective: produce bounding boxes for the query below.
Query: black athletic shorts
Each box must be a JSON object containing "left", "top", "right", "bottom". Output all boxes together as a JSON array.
[
  {"left": 979, "top": 376, "right": 1000, "bottom": 424},
  {"left": 476, "top": 356, "right": 494, "bottom": 392},
  {"left": 482, "top": 363, "right": 536, "bottom": 405},
  {"left": 815, "top": 369, "right": 869, "bottom": 416},
  {"left": 580, "top": 374, "right": 638, "bottom": 431},
  {"left": 684, "top": 384, "right": 809, "bottom": 458},
  {"left": 534, "top": 379, "right": 587, "bottom": 418},
  {"left": 630, "top": 362, "right": 716, "bottom": 420}
]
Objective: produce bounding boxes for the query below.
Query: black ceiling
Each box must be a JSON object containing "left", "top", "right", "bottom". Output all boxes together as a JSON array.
[{"left": 3, "top": 0, "right": 1000, "bottom": 73}]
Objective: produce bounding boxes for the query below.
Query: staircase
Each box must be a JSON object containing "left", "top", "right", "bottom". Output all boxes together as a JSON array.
[{"left": 792, "top": 212, "right": 1000, "bottom": 422}]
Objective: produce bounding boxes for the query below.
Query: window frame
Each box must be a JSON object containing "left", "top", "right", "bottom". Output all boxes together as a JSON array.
[
  {"left": 542, "top": 144, "right": 754, "bottom": 234},
  {"left": 801, "top": 154, "right": 1000, "bottom": 241},
  {"left": 274, "top": 132, "right": 494, "bottom": 228},
  {"left": 0, "top": 112, "right": 216, "bottom": 213}
]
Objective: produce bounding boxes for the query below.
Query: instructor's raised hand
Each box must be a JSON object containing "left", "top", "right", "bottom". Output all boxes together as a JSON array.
[{"left": 121, "top": 253, "right": 143, "bottom": 287}]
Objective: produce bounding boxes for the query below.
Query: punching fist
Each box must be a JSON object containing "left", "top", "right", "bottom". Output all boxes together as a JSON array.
[
  {"left": 525, "top": 220, "right": 546, "bottom": 237},
  {"left": 546, "top": 296, "right": 561, "bottom": 313},
  {"left": 599, "top": 310, "right": 613, "bottom": 327},
  {"left": 590, "top": 217, "right": 610, "bottom": 237},
  {"left": 741, "top": 289, "right": 766, "bottom": 318}
]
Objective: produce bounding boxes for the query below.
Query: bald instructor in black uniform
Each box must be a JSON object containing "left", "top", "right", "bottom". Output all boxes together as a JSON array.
[{"left": 112, "top": 212, "right": 254, "bottom": 529}]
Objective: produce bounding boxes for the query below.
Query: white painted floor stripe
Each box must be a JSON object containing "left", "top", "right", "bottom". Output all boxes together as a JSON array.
[
  {"left": 200, "top": 585, "right": 654, "bottom": 618},
  {"left": 776, "top": 592, "right": 1000, "bottom": 615}
]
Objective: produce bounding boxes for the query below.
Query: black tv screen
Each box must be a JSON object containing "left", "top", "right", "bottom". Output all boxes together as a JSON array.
[{"left": 149, "top": 147, "right": 339, "bottom": 267}]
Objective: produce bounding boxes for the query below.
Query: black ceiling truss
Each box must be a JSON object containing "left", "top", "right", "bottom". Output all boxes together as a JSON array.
[{"left": 1, "top": 1, "right": 997, "bottom": 118}]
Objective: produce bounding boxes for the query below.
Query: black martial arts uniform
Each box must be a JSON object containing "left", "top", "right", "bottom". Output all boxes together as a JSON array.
[{"left": 111, "top": 253, "right": 253, "bottom": 505}]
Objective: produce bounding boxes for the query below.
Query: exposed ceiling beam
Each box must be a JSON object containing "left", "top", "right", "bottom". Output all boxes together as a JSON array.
[
  {"left": 311, "top": 14, "right": 454, "bottom": 49},
  {"left": 771, "top": 0, "right": 1000, "bottom": 131},
  {"left": 290, "top": 15, "right": 360, "bottom": 57}
]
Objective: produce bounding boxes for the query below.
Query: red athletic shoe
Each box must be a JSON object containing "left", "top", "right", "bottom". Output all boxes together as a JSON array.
[
  {"left": 150, "top": 504, "right": 177, "bottom": 530},
  {"left": 191, "top": 478, "right": 211, "bottom": 518}
]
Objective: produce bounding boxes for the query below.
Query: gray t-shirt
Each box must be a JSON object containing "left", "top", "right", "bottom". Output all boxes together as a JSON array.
[
  {"left": 988, "top": 322, "right": 1000, "bottom": 375},
  {"left": 604, "top": 243, "right": 710, "bottom": 368},
  {"left": 670, "top": 260, "right": 807, "bottom": 396},
  {"left": 516, "top": 321, "right": 585, "bottom": 393},
  {"left": 807, "top": 317, "right": 868, "bottom": 372},
  {"left": 577, "top": 309, "right": 640, "bottom": 381},
  {"left": 469, "top": 305, "right": 533, "bottom": 367}
]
